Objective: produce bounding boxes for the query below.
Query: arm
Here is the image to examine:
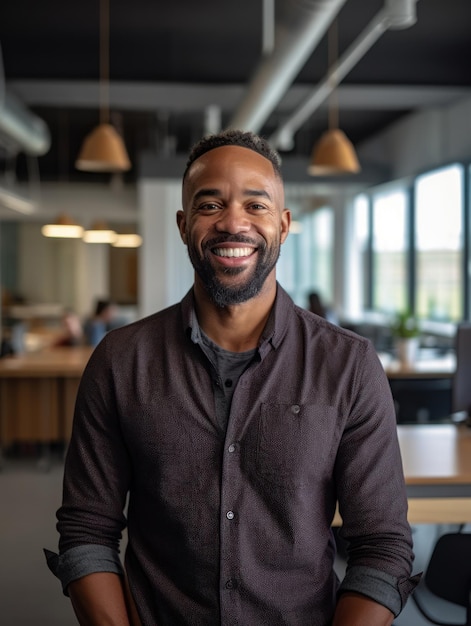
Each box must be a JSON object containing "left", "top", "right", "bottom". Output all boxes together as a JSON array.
[
  {"left": 335, "top": 341, "right": 418, "bottom": 614},
  {"left": 68, "top": 571, "right": 142, "bottom": 626},
  {"left": 332, "top": 593, "right": 394, "bottom": 626},
  {"left": 53, "top": 342, "right": 136, "bottom": 620},
  {"left": 68, "top": 573, "right": 131, "bottom": 626}
]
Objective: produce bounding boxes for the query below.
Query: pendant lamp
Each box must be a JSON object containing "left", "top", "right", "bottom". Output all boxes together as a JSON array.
[
  {"left": 308, "top": 20, "right": 360, "bottom": 176},
  {"left": 112, "top": 233, "right": 143, "bottom": 248},
  {"left": 41, "top": 213, "right": 84, "bottom": 238},
  {"left": 76, "top": 0, "right": 131, "bottom": 172},
  {"left": 83, "top": 220, "right": 117, "bottom": 244}
]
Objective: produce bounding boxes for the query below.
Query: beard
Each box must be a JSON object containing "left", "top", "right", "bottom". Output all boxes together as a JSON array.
[{"left": 187, "top": 234, "right": 281, "bottom": 308}]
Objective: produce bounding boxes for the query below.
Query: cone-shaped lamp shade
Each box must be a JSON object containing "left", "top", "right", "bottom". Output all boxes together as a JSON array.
[
  {"left": 308, "top": 129, "right": 360, "bottom": 176},
  {"left": 41, "top": 213, "right": 84, "bottom": 238},
  {"left": 75, "top": 123, "right": 131, "bottom": 172}
]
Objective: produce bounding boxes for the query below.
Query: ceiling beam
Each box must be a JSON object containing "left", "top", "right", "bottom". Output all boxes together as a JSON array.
[{"left": 7, "top": 80, "right": 471, "bottom": 114}]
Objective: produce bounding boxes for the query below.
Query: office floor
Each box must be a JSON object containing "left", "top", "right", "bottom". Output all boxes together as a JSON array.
[{"left": 0, "top": 451, "right": 459, "bottom": 626}]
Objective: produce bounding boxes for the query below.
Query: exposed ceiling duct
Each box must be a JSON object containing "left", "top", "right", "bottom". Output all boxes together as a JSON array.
[
  {"left": 0, "top": 43, "right": 49, "bottom": 215},
  {"left": 0, "top": 91, "right": 51, "bottom": 156},
  {"left": 229, "top": 0, "right": 418, "bottom": 150},
  {"left": 0, "top": 43, "right": 51, "bottom": 156},
  {"left": 229, "top": 0, "right": 348, "bottom": 133},
  {"left": 0, "top": 184, "right": 36, "bottom": 214},
  {"left": 270, "top": 0, "right": 418, "bottom": 150}
]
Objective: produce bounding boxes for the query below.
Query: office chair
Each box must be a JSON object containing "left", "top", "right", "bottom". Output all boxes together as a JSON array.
[
  {"left": 412, "top": 532, "right": 471, "bottom": 625},
  {"left": 452, "top": 323, "right": 471, "bottom": 424}
]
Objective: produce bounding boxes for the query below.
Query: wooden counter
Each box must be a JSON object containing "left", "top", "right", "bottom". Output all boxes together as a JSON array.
[
  {"left": 398, "top": 423, "right": 471, "bottom": 487},
  {"left": 0, "top": 347, "right": 93, "bottom": 448},
  {"left": 333, "top": 424, "right": 471, "bottom": 525}
]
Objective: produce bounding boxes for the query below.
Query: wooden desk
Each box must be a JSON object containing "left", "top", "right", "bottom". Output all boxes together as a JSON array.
[
  {"left": 398, "top": 424, "right": 471, "bottom": 493},
  {"left": 334, "top": 424, "right": 471, "bottom": 525},
  {"left": 0, "top": 347, "right": 93, "bottom": 449}
]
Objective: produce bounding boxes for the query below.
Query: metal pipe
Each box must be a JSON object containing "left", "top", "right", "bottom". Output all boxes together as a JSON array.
[
  {"left": 229, "top": 0, "right": 347, "bottom": 133},
  {"left": 270, "top": 0, "right": 418, "bottom": 150},
  {"left": 0, "top": 41, "right": 50, "bottom": 156},
  {"left": 0, "top": 91, "right": 51, "bottom": 156}
]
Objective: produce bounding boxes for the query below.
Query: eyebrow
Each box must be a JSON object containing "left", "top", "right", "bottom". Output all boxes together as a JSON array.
[
  {"left": 193, "top": 188, "right": 273, "bottom": 202},
  {"left": 193, "top": 188, "right": 221, "bottom": 201}
]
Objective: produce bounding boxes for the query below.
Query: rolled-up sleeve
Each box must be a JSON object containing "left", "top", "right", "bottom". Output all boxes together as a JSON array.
[
  {"left": 338, "top": 565, "right": 421, "bottom": 616},
  {"left": 335, "top": 341, "right": 420, "bottom": 611},
  {"left": 44, "top": 544, "right": 124, "bottom": 595}
]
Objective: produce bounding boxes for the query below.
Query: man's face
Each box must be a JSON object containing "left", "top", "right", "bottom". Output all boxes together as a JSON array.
[{"left": 178, "top": 145, "right": 291, "bottom": 307}]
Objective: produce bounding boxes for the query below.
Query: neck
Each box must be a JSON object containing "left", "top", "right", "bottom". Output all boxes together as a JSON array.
[{"left": 193, "top": 276, "right": 277, "bottom": 352}]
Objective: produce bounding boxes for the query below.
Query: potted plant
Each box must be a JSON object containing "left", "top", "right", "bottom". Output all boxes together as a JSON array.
[{"left": 391, "top": 311, "right": 420, "bottom": 366}]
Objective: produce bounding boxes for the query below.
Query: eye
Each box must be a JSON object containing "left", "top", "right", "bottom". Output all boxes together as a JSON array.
[
  {"left": 194, "top": 202, "right": 221, "bottom": 213},
  {"left": 248, "top": 202, "right": 268, "bottom": 212}
]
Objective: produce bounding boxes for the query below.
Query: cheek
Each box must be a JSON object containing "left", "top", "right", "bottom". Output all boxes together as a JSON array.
[
  {"left": 264, "top": 223, "right": 284, "bottom": 244},
  {"left": 186, "top": 226, "right": 206, "bottom": 255}
]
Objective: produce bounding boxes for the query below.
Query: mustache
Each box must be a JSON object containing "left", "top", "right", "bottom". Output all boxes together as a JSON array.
[{"left": 203, "top": 235, "right": 261, "bottom": 251}]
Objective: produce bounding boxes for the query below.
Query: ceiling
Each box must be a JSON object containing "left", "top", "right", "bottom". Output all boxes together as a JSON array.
[{"left": 1, "top": 0, "right": 471, "bottom": 185}]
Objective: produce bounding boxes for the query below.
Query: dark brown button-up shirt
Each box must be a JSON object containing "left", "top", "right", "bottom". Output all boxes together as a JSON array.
[{"left": 51, "top": 285, "right": 417, "bottom": 625}]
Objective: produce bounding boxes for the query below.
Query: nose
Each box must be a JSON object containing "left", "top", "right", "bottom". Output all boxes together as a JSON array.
[{"left": 214, "top": 204, "right": 251, "bottom": 235}]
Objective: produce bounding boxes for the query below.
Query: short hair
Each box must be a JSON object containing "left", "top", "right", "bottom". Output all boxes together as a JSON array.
[
  {"left": 183, "top": 129, "right": 282, "bottom": 180},
  {"left": 94, "top": 299, "right": 112, "bottom": 317}
]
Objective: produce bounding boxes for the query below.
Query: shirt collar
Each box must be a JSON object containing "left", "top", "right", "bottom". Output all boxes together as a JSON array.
[{"left": 180, "top": 282, "right": 293, "bottom": 354}]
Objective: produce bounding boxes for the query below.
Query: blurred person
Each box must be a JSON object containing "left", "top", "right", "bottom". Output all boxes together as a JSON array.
[
  {"left": 46, "top": 130, "right": 419, "bottom": 625},
  {"left": 308, "top": 291, "right": 328, "bottom": 318},
  {"left": 83, "top": 299, "right": 118, "bottom": 347},
  {"left": 308, "top": 291, "right": 338, "bottom": 325},
  {"left": 53, "top": 309, "right": 84, "bottom": 347}
]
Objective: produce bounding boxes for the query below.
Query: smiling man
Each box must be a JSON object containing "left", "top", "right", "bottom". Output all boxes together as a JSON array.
[
  {"left": 46, "top": 130, "right": 419, "bottom": 625},
  {"left": 177, "top": 138, "right": 290, "bottom": 348}
]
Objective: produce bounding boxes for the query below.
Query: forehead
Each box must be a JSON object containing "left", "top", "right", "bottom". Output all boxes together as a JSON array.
[{"left": 184, "top": 145, "right": 281, "bottom": 195}]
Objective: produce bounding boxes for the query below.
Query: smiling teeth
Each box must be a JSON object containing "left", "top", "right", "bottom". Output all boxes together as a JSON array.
[{"left": 214, "top": 247, "right": 253, "bottom": 258}]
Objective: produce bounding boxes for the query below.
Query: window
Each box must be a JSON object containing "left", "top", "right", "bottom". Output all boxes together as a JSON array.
[
  {"left": 278, "top": 205, "right": 334, "bottom": 308},
  {"left": 301, "top": 207, "right": 334, "bottom": 307},
  {"left": 414, "top": 164, "right": 463, "bottom": 321},
  {"left": 347, "top": 194, "right": 370, "bottom": 317},
  {"left": 372, "top": 190, "right": 408, "bottom": 314}
]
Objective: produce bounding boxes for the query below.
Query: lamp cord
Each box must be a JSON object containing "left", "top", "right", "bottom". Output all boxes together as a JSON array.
[
  {"left": 328, "top": 19, "right": 339, "bottom": 131},
  {"left": 99, "top": 0, "right": 110, "bottom": 125}
]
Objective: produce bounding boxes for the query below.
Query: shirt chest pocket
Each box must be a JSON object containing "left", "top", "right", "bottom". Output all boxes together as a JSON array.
[{"left": 256, "top": 402, "right": 338, "bottom": 489}]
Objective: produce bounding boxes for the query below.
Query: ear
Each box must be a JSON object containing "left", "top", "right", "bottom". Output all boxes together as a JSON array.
[
  {"left": 176, "top": 210, "right": 187, "bottom": 245},
  {"left": 280, "top": 209, "right": 291, "bottom": 244}
]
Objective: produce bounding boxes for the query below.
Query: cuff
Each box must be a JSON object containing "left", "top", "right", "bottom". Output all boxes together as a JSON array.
[
  {"left": 44, "top": 544, "right": 124, "bottom": 596},
  {"left": 338, "top": 565, "right": 422, "bottom": 617}
]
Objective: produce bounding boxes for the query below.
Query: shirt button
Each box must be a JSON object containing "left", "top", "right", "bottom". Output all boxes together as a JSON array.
[
  {"left": 228, "top": 444, "right": 236, "bottom": 453},
  {"left": 291, "top": 404, "right": 301, "bottom": 414},
  {"left": 225, "top": 579, "right": 238, "bottom": 589},
  {"left": 226, "top": 510, "right": 235, "bottom": 520}
]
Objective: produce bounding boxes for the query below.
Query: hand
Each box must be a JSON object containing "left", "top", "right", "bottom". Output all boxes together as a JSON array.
[{"left": 332, "top": 592, "right": 394, "bottom": 626}]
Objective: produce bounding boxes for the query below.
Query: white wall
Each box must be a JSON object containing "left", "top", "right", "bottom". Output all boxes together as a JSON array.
[
  {"left": 17, "top": 222, "right": 108, "bottom": 318},
  {"left": 357, "top": 94, "right": 471, "bottom": 179},
  {"left": 138, "top": 179, "right": 193, "bottom": 318}
]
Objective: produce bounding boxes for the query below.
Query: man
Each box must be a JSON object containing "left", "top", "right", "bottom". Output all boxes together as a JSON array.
[{"left": 46, "top": 129, "right": 419, "bottom": 625}]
